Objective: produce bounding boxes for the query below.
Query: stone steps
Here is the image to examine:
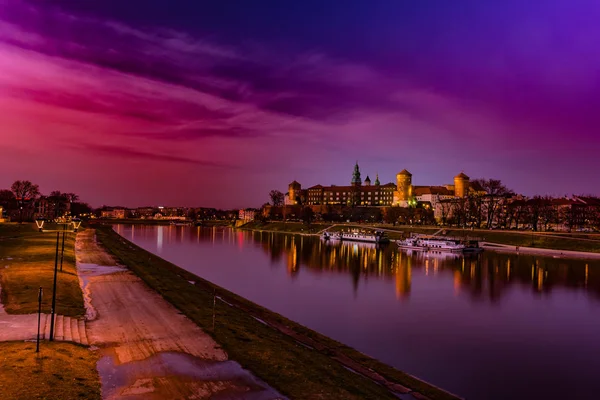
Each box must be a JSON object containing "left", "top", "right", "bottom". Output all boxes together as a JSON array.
[
  {"left": 38, "top": 313, "right": 88, "bottom": 344},
  {"left": 55, "top": 315, "right": 64, "bottom": 341},
  {"left": 71, "top": 318, "right": 79, "bottom": 343},
  {"left": 44, "top": 313, "right": 52, "bottom": 340},
  {"left": 78, "top": 319, "right": 89, "bottom": 345}
]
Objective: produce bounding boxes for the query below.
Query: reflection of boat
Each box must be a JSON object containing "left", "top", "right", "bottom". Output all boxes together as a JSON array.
[
  {"left": 397, "top": 236, "right": 465, "bottom": 252},
  {"left": 321, "top": 231, "right": 333, "bottom": 240},
  {"left": 333, "top": 230, "right": 390, "bottom": 244}
]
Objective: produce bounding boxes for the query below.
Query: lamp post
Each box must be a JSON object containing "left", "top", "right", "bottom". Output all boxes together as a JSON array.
[
  {"left": 49, "top": 230, "right": 59, "bottom": 341},
  {"left": 35, "top": 217, "right": 81, "bottom": 341}
]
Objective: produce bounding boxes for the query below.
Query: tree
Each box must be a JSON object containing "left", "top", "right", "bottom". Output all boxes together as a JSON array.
[
  {"left": 0, "top": 189, "right": 16, "bottom": 210},
  {"left": 11, "top": 180, "right": 40, "bottom": 222},
  {"left": 269, "top": 190, "right": 284, "bottom": 207},
  {"left": 300, "top": 206, "right": 314, "bottom": 226},
  {"left": 472, "top": 179, "right": 513, "bottom": 228},
  {"left": 71, "top": 202, "right": 92, "bottom": 217}
]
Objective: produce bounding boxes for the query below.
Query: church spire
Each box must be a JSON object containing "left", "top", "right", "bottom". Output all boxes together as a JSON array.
[
  {"left": 351, "top": 161, "right": 362, "bottom": 186},
  {"left": 374, "top": 173, "right": 380, "bottom": 186}
]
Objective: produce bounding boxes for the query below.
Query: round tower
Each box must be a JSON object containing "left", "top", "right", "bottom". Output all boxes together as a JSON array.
[
  {"left": 288, "top": 181, "right": 301, "bottom": 205},
  {"left": 396, "top": 169, "right": 413, "bottom": 201},
  {"left": 454, "top": 172, "right": 470, "bottom": 198}
]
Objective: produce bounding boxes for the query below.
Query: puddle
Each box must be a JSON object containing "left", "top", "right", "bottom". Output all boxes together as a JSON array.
[
  {"left": 77, "top": 262, "right": 128, "bottom": 321},
  {"left": 97, "top": 351, "right": 287, "bottom": 399}
]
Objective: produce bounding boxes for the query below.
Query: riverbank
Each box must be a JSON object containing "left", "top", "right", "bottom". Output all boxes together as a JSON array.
[
  {"left": 239, "top": 221, "right": 600, "bottom": 257},
  {"left": 95, "top": 224, "right": 461, "bottom": 400}
]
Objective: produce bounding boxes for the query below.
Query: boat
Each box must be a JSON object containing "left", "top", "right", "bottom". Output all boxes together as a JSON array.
[
  {"left": 397, "top": 235, "right": 466, "bottom": 252},
  {"left": 331, "top": 230, "right": 390, "bottom": 244},
  {"left": 169, "top": 221, "right": 192, "bottom": 226}
]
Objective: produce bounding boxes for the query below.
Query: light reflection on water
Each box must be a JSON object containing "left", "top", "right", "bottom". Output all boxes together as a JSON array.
[{"left": 114, "top": 224, "right": 600, "bottom": 400}]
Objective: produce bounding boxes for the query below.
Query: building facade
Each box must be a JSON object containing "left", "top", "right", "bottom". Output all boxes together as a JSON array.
[{"left": 286, "top": 163, "right": 476, "bottom": 209}]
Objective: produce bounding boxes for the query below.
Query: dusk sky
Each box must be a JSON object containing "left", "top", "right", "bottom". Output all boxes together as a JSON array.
[{"left": 1, "top": 0, "right": 599, "bottom": 208}]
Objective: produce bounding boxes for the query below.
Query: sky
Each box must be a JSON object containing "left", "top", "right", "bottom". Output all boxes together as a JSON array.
[{"left": 1, "top": 0, "right": 599, "bottom": 208}]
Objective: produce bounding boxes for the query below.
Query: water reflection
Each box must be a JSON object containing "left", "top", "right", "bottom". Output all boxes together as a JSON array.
[
  {"left": 114, "top": 224, "right": 600, "bottom": 302},
  {"left": 247, "top": 229, "right": 600, "bottom": 302}
]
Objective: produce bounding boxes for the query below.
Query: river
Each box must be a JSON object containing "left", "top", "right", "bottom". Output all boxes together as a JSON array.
[{"left": 114, "top": 224, "right": 600, "bottom": 399}]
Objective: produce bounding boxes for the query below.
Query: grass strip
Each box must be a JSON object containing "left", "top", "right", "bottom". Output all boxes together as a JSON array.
[
  {"left": 0, "top": 341, "right": 100, "bottom": 400},
  {"left": 95, "top": 224, "right": 459, "bottom": 400},
  {"left": 0, "top": 224, "right": 85, "bottom": 317}
]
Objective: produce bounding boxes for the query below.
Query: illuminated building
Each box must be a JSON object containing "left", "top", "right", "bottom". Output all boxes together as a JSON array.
[{"left": 286, "top": 163, "right": 475, "bottom": 208}]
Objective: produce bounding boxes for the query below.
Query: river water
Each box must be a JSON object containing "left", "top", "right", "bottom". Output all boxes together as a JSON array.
[{"left": 114, "top": 224, "right": 600, "bottom": 400}]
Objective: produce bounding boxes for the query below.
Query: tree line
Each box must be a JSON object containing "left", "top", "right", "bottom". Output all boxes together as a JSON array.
[{"left": 0, "top": 180, "right": 91, "bottom": 222}]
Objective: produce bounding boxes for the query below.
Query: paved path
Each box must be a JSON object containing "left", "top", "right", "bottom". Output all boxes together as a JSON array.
[{"left": 76, "top": 229, "right": 285, "bottom": 400}]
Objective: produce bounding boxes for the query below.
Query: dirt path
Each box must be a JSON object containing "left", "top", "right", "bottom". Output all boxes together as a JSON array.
[{"left": 76, "top": 229, "right": 284, "bottom": 400}]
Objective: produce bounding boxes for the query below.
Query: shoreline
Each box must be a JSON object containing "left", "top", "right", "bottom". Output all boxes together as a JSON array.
[
  {"left": 236, "top": 222, "right": 600, "bottom": 260},
  {"left": 96, "top": 224, "right": 462, "bottom": 400},
  {"left": 480, "top": 242, "right": 600, "bottom": 259}
]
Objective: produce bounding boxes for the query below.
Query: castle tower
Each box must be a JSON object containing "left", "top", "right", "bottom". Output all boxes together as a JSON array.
[
  {"left": 454, "top": 172, "right": 470, "bottom": 198},
  {"left": 364, "top": 175, "right": 371, "bottom": 186},
  {"left": 396, "top": 169, "right": 413, "bottom": 202},
  {"left": 374, "top": 174, "right": 380, "bottom": 186},
  {"left": 288, "top": 181, "right": 301, "bottom": 205},
  {"left": 351, "top": 162, "right": 362, "bottom": 187}
]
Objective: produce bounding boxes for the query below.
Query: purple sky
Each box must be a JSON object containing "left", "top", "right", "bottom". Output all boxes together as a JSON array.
[{"left": 1, "top": 0, "right": 599, "bottom": 208}]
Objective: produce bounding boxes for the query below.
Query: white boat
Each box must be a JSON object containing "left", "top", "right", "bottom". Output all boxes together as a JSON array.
[
  {"left": 397, "top": 236, "right": 465, "bottom": 252},
  {"left": 332, "top": 230, "right": 390, "bottom": 244}
]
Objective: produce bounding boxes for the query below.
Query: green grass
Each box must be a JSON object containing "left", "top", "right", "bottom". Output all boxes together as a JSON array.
[
  {"left": 95, "top": 225, "right": 459, "bottom": 400},
  {"left": 0, "top": 341, "right": 100, "bottom": 400},
  {"left": 0, "top": 223, "right": 85, "bottom": 317}
]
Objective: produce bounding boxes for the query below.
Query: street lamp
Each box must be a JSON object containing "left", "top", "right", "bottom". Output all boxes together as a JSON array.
[
  {"left": 34, "top": 219, "right": 79, "bottom": 341},
  {"left": 35, "top": 217, "right": 45, "bottom": 232}
]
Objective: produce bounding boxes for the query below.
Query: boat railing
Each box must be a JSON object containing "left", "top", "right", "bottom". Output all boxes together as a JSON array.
[{"left": 409, "top": 234, "right": 484, "bottom": 242}]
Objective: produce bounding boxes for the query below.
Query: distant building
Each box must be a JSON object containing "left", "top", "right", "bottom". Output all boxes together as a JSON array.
[
  {"left": 239, "top": 209, "right": 257, "bottom": 221},
  {"left": 101, "top": 208, "right": 126, "bottom": 219}
]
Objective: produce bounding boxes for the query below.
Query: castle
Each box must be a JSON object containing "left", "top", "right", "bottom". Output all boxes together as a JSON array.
[{"left": 285, "top": 163, "right": 484, "bottom": 209}]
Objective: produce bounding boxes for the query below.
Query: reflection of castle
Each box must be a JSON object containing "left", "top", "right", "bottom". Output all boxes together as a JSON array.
[
  {"left": 286, "top": 163, "right": 484, "bottom": 208},
  {"left": 246, "top": 230, "right": 600, "bottom": 302}
]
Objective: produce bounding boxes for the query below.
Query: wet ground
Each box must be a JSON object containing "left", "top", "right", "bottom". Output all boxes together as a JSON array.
[{"left": 76, "top": 230, "right": 285, "bottom": 399}]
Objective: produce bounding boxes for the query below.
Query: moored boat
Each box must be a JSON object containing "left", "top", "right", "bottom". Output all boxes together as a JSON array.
[
  {"left": 332, "top": 230, "right": 390, "bottom": 244},
  {"left": 397, "top": 235, "right": 466, "bottom": 252}
]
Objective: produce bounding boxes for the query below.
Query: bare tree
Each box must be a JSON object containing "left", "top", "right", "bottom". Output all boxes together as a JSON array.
[
  {"left": 472, "top": 179, "right": 513, "bottom": 228},
  {"left": 467, "top": 194, "right": 484, "bottom": 228},
  {"left": 11, "top": 180, "right": 40, "bottom": 223},
  {"left": 269, "top": 190, "right": 284, "bottom": 207}
]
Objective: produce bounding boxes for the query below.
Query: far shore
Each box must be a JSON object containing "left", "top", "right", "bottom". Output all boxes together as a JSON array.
[{"left": 237, "top": 221, "right": 600, "bottom": 260}]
